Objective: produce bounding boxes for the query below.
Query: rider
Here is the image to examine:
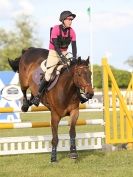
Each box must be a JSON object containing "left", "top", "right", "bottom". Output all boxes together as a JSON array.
[{"left": 31, "top": 11, "right": 88, "bottom": 106}]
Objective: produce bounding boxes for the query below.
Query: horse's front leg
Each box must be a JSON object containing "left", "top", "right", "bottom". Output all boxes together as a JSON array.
[
  {"left": 51, "top": 112, "right": 60, "bottom": 162},
  {"left": 69, "top": 109, "right": 79, "bottom": 159},
  {"left": 21, "top": 89, "right": 29, "bottom": 112}
]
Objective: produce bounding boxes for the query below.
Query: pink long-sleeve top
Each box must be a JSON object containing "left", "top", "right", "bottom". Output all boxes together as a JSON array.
[{"left": 49, "top": 25, "right": 76, "bottom": 51}]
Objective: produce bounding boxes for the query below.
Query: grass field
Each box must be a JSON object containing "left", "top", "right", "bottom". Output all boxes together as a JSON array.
[
  {"left": 1, "top": 111, "right": 133, "bottom": 177},
  {"left": 1, "top": 150, "right": 133, "bottom": 177}
]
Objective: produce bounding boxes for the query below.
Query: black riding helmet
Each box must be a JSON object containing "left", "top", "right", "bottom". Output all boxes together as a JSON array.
[{"left": 59, "top": 11, "right": 76, "bottom": 22}]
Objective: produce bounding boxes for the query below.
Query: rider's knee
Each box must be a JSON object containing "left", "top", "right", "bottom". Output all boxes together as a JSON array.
[{"left": 45, "top": 73, "right": 51, "bottom": 81}]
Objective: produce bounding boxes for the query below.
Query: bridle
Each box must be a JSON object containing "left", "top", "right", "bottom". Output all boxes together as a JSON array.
[{"left": 73, "top": 65, "right": 92, "bottom": 92}]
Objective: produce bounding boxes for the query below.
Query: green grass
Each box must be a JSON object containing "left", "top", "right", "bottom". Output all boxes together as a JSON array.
[{"left": 1, "top": 150, "right": 133, "bottom": 177}]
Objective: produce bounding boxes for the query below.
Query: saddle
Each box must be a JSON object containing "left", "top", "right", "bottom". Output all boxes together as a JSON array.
[{"left": 32, "top": 59, "right": 69, "bottom": 91}]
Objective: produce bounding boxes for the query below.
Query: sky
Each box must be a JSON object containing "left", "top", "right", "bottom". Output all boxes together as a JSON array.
[{"left": 0, "top": 0, "right": 133, "bottom": 71}]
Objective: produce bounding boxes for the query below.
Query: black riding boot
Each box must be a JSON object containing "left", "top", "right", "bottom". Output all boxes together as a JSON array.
[
  {"left": 31, "top": 80, "right": 49, "bottom": 106},
  {"left": 80, "top": 95, "right": 88, "bottom": 104}
]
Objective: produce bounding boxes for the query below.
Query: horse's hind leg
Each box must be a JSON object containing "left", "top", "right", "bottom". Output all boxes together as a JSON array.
[
  {"left": 21, "top": 88, "right": 30, "bottom": 112},
  {"left": 20, "top": 70, "right": 32, "bottom": 111},
  {"left": 69, "top": 109, "right": 79, "bottom": 159},
  {"left": 28, "top": 93, "right": 34, "bottom": 106}
]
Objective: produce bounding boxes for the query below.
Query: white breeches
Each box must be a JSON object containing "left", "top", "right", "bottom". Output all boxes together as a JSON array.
[{"left": 41, "top": 50, "right": 70, "bottom": 81}]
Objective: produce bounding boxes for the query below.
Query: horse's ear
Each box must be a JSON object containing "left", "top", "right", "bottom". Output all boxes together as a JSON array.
[
  {"left": 22, "top": 49, "right": 28, "bottom": 54},
  {"left": 77, "top": 57, "right": 81, "bottom": 64},
  {"left": 8, "top": 58, "right": 12, "bottom": 61},
  {"left": 86, "top": 56, "right": 90, "bottom": 65}
]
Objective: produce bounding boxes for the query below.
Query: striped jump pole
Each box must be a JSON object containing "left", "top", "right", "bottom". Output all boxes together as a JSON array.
[
  {"left": 0, "top": 105, "right": 48, "bottom": 113},
  {"left": 0, "top": 103, "right": 92, "bottom": 113},
  {"left": 0, "top": 119, "right": 104, "bottom": 129}
]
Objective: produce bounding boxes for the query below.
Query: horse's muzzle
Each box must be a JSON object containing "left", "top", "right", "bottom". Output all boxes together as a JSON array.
[{"left": 85, "top": 93, "right": 94, "bottom": 99}]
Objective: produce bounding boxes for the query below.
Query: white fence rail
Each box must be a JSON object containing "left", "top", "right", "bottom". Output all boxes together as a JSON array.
[{"left": 0, "top": 132, "right": 105, "bottom": 155}]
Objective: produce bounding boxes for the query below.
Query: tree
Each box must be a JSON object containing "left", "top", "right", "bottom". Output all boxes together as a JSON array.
[
  {"left": 93, "top": 64, "right": 102, "bottom": 89},
  {"left": 111, "top": 67, "right": 131, "bottom": 88},
  {"left": 0, "top": 15, "right": 41, "bottom": 70},
  {"left": 124, "top": 56, "right": 133, "bottom": 69},
  {"left": 93, "top": 64, "right": 131, "bottom": 89}
]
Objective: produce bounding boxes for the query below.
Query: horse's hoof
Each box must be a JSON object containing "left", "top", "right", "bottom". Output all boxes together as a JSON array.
[
  {"left": 50, "top": 156, "right": 57, "bottom": 163},
  {"left": 50, "top": 160, "right": 58, "bottom": 164},
  {"left": 50, "top": 159, "right": 58, "bottom": 163},
  {"left": 21, "top": 105, "right": 29, "bottom": 112},
  {"left": 68, "top": 152, "right": 78, "bottom": 159}
]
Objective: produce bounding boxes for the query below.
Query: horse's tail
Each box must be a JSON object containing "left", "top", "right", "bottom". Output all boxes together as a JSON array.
[
  {"left": 8, "top": 48, "right": 32, "bottom": 73},
  {"left": 8, "top": 57, "right": 20, "bottom": 73}
]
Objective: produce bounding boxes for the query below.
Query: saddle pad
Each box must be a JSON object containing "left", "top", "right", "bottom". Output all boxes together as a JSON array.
[{"left": 32, "top": 66, "right": 60, "bottom": 91}]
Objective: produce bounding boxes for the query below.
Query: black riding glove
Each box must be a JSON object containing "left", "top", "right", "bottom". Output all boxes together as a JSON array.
[
  {"left": 72, "top": 56, "right": 77, "bottom": 61},
  {"left": 60, "top": 54, "right": 67, "bottom": 64}
]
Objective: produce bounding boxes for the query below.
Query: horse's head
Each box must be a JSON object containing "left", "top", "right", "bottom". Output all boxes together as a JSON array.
[{"left": 73, "top": 57, "right": 94, "bottom": 99}]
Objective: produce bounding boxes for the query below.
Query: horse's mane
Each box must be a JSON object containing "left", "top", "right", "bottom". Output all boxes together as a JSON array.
[
  {"left": 70, "top": 57, "right": 89, "bottom": 68},
  {"left": 60, "top": 57, "right": 90, "bottom": 75}
]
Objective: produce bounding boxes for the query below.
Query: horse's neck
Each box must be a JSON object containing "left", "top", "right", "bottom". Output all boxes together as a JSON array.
[
  {"left": 59, "top": 70, "right": 77, "bottom": 97},
  {"left": 49, "top": 67, "right": 78, "bottom": 107}
]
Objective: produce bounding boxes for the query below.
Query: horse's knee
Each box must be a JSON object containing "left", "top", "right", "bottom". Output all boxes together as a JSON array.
[{"left": 45, "top": 66, "right": 55, "bottom": 81}]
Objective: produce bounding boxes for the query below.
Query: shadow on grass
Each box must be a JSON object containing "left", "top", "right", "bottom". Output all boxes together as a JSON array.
[{"left": 57, "top": 150, "right": 105, "bottom": 163}]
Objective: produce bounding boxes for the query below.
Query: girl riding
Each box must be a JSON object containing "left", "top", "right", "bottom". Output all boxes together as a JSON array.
[{"left": 31, "top": 11, "right": 88, "bottom": 106}]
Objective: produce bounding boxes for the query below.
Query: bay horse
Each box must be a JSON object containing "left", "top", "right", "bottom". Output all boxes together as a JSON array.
[{"left": 8, "top": 47, "right": 94, "bottom": 162}]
